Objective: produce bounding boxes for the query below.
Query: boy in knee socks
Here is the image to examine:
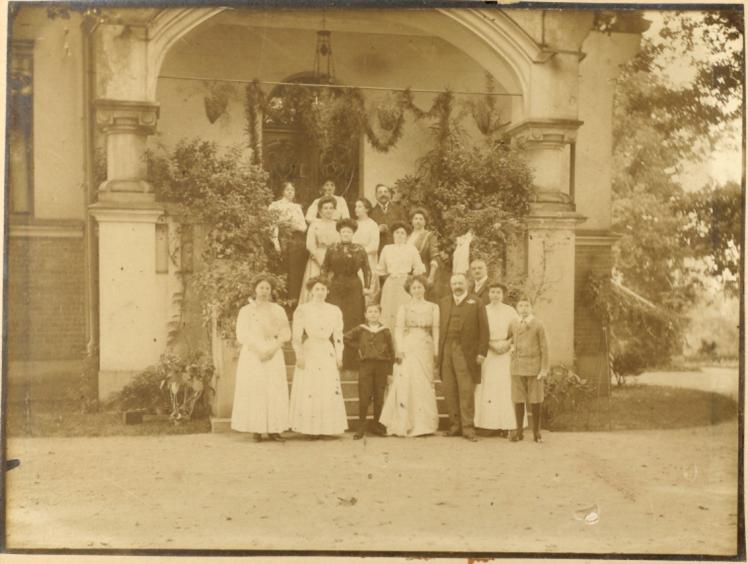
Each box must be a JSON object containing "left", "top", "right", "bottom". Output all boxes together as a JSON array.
[{"left": 507, "top": 296, "right": 549, "bottom": 443}]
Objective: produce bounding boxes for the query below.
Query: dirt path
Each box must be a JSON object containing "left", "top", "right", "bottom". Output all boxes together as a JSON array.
[{"left": 5, "top": 420, "right": 739, "bottom": 555}]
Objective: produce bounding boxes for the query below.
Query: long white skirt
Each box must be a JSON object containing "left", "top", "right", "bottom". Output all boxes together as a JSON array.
[
  {"left": 231, "top": 346, "right": 289, "bottom": 433},
  {"left": 289, "top": 337, "right": 348, "bottom": 435},
  {"left": 379, "top": 274, "right": 409, "bottom": 331},
  {"left": 380, "top": 328, "right": 439, "bottom": 437},
  {"left": 474, "top": 347, "right": 517, "bottom": 430}
]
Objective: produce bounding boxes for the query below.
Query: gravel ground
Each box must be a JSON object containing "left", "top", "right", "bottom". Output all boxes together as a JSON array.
[{"left": 5, "top": 418, "right": 739, "bottom": 555}]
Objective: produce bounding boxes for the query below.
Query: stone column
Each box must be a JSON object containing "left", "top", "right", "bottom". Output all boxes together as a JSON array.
[
  {"left": 507, "top": 119, "right": 586, "bottom": 367},
  {"left": 525, "top": 211, "right": 585, "bottom": 366},
  {"left": 94, "top": 99, "right": 159, "bottom": 203},
  {"left": 89, "top": 99, "right": 167, "bottom": 400}
]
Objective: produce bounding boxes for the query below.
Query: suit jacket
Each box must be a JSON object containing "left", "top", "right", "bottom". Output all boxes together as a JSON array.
[
  {"left": 470, "top": 280, "right": 490, "bottom": 306},
  {"left": 438, "top": 294, "right": 489, "bottom": 383},
  {"left": 507, "top": 317, "right": 549, "bottom": 376},
  {"left": 370, "top": 201, "right": 409, "bottom": 250}
]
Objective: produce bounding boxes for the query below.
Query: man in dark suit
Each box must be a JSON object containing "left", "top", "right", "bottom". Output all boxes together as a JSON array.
[
  {"left": 438, "top": 272, "right": 490, "bottom": 441},
  {"left": 369, "top": 183, "right": 409, "bottom": 251},
  {"left": 469, "top": 258, "right": 490, "bottom": 306}
]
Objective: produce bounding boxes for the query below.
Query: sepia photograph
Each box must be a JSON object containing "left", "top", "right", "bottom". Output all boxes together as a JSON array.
[{"left": 1, "top": 0, "right": 744, "bottom": 558}]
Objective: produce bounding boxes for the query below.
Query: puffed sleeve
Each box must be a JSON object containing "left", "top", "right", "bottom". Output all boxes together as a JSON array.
[
  {"left": 275, "top": 304, "right": 291, "bottom": 344},
  {"left": 291, "top": 305, "right": 305, "bottom": 354},
  {"left": 235, "top": 305, "right": 259, "bottom": 351},
  {"left": 306, "top": 221, "right": 318, "bottom": 255},
  {"left": 394, "top": 305, "right": 406, "bottom": 356},
  {"left": 305, "top": 199, "right": 319, "bottom": 223},
  {"left": 332, "top": 306, "right": 344, "bottom": 365},
  {"left": 368, "top": 222, "right": 380, "bottom": 255},
  {"left": 376, "top": 245, "right": 389, "bottom": 277},
  {"left": 411, "top": 245, "right": 426, "bottom": 276},
  {"left": 431, "top": 303, "right": 440, "bottom": 357},
  {"left": 338, "top": 196, "right": 351, "bottom": 219}
]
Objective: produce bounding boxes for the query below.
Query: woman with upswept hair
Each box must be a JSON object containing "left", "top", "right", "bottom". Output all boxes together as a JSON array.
[{"left": 231, "top": 275, "right": 291, "bottom": 442}]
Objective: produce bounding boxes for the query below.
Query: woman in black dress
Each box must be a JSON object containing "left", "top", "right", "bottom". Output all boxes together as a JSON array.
[{"left": 322, "top": 218, "right": 373, "bottom": 370}]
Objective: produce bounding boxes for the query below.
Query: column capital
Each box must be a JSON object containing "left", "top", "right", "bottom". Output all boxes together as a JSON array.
[
  {"left": 94, "top": 98, "right": 160, "bottom": 135},
  {"left": 505, "top": 118, "right": 583, "bottom": 148}
]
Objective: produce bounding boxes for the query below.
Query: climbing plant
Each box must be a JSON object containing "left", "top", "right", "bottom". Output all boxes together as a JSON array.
[{"left": 148, "top": 138, "right": 282, "bottom": 339}]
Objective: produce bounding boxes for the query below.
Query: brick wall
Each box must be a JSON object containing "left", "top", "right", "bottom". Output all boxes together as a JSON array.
[
  {"left": 7, "top": 233, "right": 87, "bottom": 360},
  {"left": 574, "top": 236, "right": 614, "bottom": 394}
]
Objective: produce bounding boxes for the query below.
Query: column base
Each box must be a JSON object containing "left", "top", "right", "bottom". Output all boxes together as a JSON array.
[{"left": 98, "top": 180, "right": 155, "bottom": 204}]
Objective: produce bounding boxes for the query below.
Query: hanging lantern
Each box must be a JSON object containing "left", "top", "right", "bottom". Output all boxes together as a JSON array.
[{"left": 315, "top": 30, "right": 335, "bottom": 83}]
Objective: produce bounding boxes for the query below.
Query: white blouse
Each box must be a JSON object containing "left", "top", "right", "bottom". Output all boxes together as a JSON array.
[
  {"left": 292, "top": 302, "right": 344, "bottom": 365},
  {"left": 306, "top": 218, "right": 340, "bottom": 265},
  {"left": 352, "top": 217, "right": 380, "bottom": 256},
  {"left": 486, "top": 302, "right": 519, "bottom": 343},
  {"left": 376, "top": 243, "right": 426, "bottom": 277},
  {"left": 235, "top": 302, "right": 291, "bottom": 357},
  {"left": 269, "top": 198, "right": 307, "bottom": 233}
]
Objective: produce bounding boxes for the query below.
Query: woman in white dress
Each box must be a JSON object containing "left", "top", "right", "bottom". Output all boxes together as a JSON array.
[
  {"left": 380, "top": 275, "right": 440, "bottom": 437},
  {"left": 299, "top": 196, "right": 340, "bottom": 304},
  {"left": 288, "top": 276, "right": 349, "bottom": 438},
  {"left": 376, "top": 222, "right": 426, "bottom": 331},
  {"left": 231, "top": 275, "right": 292, "bottom": 442},
  {"left": 474, "top": 282, "right": 521, "bottom": 436},
  {"left": 352, "top": 197, "right": 380, "bottom": 304}
]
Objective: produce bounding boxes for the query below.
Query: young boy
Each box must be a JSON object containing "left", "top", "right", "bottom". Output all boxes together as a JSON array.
[
  {"left": 343, "top": 304, "right": 396, "bottom": 440},
  {"left": 507, "top": 296, "right": 549, "bottom": 443}
]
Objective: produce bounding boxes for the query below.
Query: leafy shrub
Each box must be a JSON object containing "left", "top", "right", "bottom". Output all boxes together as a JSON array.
[
  {"left": 542, "top": 365, "right": 594, "bottom": 428},
  {"left": 395, "top": 116, "right": 533, "bottom": 275},
  {"left": 148, "top": 139, "right": 281, "bottom": 338},
  {"left": 110, "top": 352, "right": 215, "bottom": 422}
]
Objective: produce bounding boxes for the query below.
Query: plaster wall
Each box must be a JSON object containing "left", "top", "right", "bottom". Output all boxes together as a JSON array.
[{"left": 11, "top": 7, "right": 86, "bottom": 220}]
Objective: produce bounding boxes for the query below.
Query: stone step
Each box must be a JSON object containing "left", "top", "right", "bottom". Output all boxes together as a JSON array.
[{"left": 211, "top": 414, "right": 452, "bottom": 434}]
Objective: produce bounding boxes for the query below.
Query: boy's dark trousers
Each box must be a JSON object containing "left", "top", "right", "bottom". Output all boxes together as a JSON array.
[{"left": 358, "top": 360, "right": 390, "bottom": 434}]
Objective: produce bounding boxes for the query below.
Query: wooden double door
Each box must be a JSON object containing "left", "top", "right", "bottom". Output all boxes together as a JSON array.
[{"left": 263, "top": 127, "right": 360, "bottom": 213}]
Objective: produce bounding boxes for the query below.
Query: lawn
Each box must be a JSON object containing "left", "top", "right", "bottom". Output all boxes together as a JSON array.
[
  {"left": 4, "top": 398, "right": 211, "bottom": 438},
  {"left": 5, "top": 381, "right": 738, "bottom": 437},
  {"left": 549, "top": 383, "right": 739, "bottom": 432}
]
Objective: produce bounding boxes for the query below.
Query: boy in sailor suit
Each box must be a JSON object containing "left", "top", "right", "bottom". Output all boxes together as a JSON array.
[{"left": 344, "top": 304, "right": 396, "bottom": 439}]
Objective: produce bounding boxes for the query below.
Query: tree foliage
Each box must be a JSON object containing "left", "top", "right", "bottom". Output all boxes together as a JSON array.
[{"left": 602, "top": 9, "right": 743, "bottom": 371}]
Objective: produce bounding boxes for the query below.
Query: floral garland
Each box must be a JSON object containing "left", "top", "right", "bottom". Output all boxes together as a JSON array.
[{"left": 243, "top": 80, "right": 462, "bottom": 159}]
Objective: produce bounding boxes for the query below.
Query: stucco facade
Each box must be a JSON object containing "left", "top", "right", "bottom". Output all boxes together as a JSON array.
[{"left": 7, "top": 6, "right": 646, "bottom": 406}]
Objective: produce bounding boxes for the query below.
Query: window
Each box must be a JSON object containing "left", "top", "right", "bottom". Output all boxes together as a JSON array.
[{"left": 9, "top": 40, "right": 33, "bottom": 215}]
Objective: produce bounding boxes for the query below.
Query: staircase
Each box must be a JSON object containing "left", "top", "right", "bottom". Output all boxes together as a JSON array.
[
  {"left": 282, "top": 345, "right": 451, "bottom": 431},
  {"left": 209, "top": 341, "right": 491, "bottom": 433}
]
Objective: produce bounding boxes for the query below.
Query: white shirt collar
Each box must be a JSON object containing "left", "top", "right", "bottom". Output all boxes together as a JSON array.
[
  {"left": 520, "top": 314, "right": 534, "bottom": 324},
  {"left": 473, "top": 277, "right": 488, "bottom": 292},
  {"left": 453, "top": 292, "right": 468, "bottom": 306}
]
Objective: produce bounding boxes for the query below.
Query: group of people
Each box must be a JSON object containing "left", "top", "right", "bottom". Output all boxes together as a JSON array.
[{"left": 231, "top": 180, "right": 550, "bottom": 443}]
